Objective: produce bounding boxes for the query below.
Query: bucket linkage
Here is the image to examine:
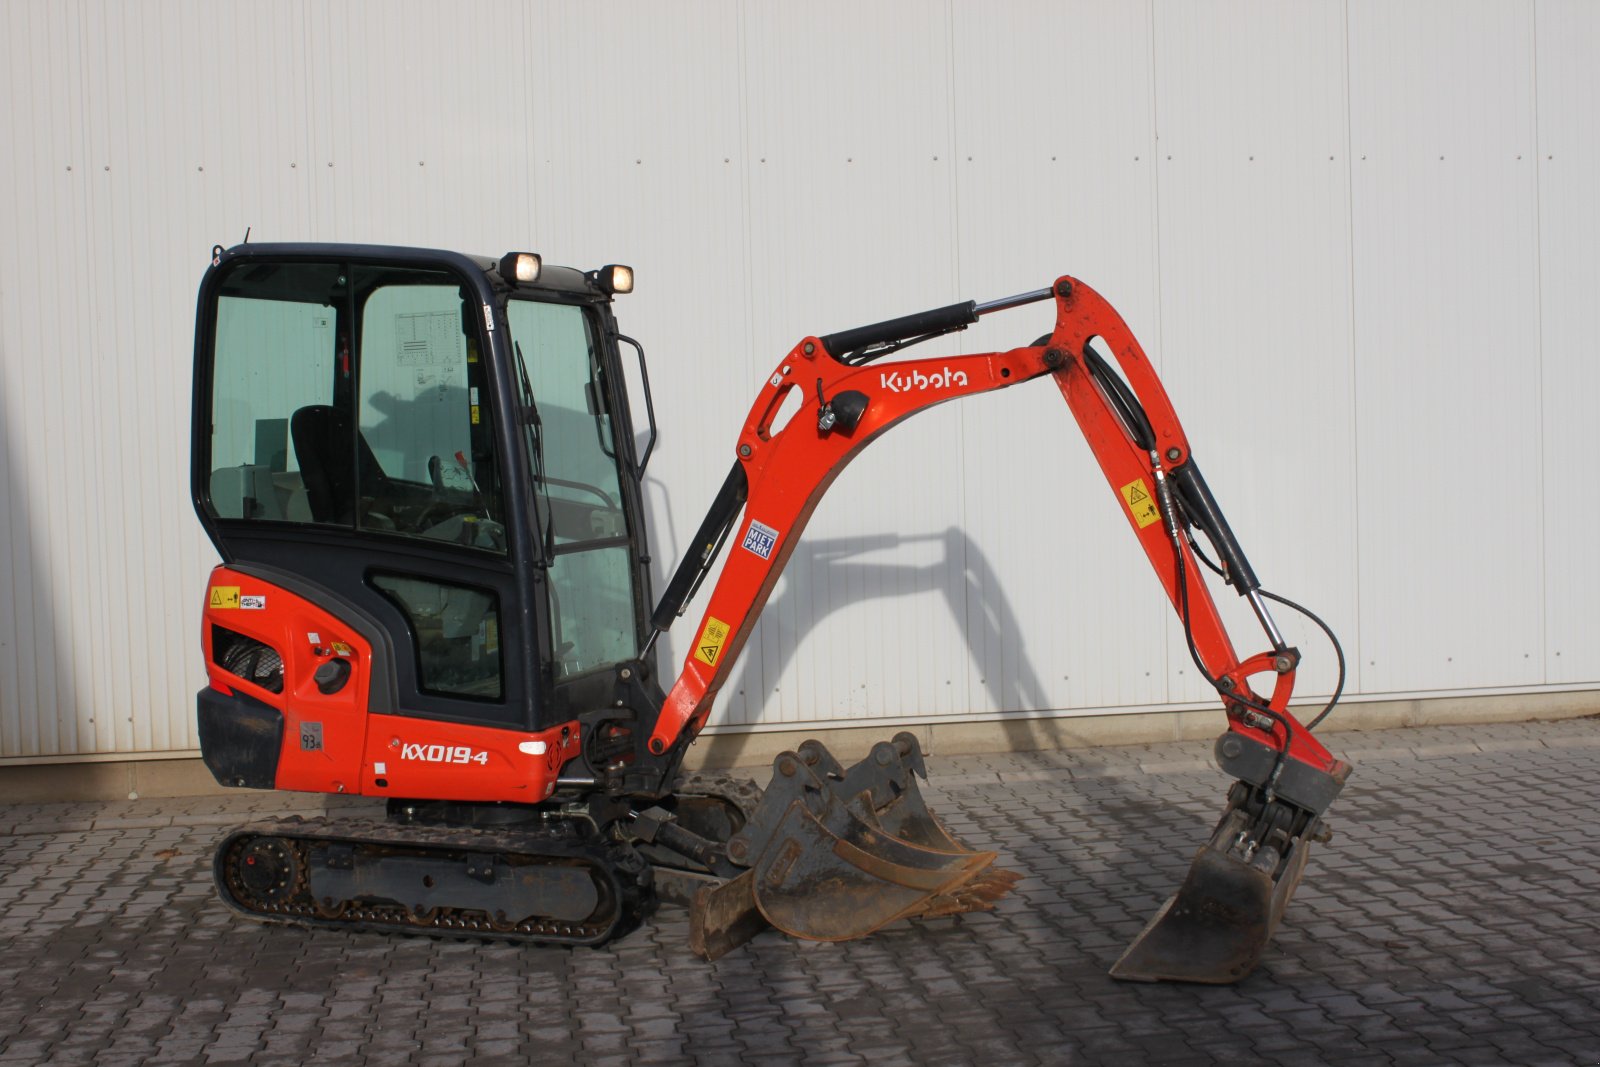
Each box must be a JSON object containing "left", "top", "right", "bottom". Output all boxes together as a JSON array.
[{"left": 1111, "top": 733, "right": 1351, "bottom": 984}]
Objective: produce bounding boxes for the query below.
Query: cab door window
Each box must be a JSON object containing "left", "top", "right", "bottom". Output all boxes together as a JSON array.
[
  {"left": 353, "top": 271, "right": 504, "bottom": 552},
  {"left": 206, "top": 262, "right": 505, "bottom": 554}
]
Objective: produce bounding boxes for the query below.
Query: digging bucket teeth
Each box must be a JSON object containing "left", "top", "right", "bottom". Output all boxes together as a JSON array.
[
  {"left": 1111, "top": 740, "right": 1351, "bottom": 984},
  {"left": 688, "top": 732, "right": 1017, "bottom": 958}
]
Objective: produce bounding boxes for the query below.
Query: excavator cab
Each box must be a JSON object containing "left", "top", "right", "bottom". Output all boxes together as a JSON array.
[
  {"left": 194, "top": 246, "right": 652, "bottom": 749},
  {"left": 192, "top": 242, "right": 1348, "bottom": 980}
]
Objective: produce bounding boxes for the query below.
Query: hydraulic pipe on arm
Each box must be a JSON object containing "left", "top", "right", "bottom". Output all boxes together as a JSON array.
[{"left": 647, "top": 277, "right": 1351, "bottom": 981}]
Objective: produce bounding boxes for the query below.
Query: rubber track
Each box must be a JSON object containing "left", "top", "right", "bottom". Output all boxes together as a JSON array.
[
  {"left": 212, "top": 815, "right": 653, "bottom": 947},
  {"left": 671, "top": 771, "right": 763, "bottom": 823}
]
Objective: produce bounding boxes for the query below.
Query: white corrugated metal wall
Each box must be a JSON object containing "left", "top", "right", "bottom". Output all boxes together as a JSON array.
[{"left": 1, "top": 0, "right": 1596, "bottom": 762}]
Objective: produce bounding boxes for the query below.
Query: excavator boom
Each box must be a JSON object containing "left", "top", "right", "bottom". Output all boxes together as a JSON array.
[{"left": 649, "top": 276, "right": 1350, "bottom": 979}]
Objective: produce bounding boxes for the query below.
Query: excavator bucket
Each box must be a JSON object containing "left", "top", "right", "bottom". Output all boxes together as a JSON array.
[
  {"left": 689, "top": 732, "right": 1018, "bottom": 959},
  {"left": 1110, "top": 783, "right": 1322, "bottom": 984}
]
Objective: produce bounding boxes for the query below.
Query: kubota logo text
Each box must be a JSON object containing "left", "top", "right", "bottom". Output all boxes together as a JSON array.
[{"left": 880, "top": 367, "right": 969, "bottom": 394}]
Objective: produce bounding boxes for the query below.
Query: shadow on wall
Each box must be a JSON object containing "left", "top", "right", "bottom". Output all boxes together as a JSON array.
[
  {"left": 686, "top": 526, "right": 1107, "bottom": 768},
  {"left": 0, "top": 331, "right": 68, "bottom": 759}
]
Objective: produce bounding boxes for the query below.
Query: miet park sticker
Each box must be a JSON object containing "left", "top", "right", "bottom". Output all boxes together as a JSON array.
[{"left": 741, "top": 518, "right": 779, "bottom": 559}]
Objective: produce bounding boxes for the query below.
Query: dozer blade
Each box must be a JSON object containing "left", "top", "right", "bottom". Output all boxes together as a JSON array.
[
  {"left": 688, "top": 870, "right": 765, "bottom": 961},
  {"left": 687, "top": 732, "right": 1018, "bottom": 957},
  {"left": 1110, "top": 785, "right": 1321, "bottom": 984}
]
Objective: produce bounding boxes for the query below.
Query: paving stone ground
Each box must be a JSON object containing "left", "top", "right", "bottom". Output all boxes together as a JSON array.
[{"left": 2, "top": 718, "right": 1599, "bottom": 1066}]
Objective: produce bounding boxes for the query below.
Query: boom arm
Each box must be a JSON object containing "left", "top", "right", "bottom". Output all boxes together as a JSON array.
[{"left": 645, "top": 277, "right": 1346, "bottom": 801}]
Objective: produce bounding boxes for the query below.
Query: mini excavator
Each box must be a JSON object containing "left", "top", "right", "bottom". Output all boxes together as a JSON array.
[{"left": 191, "top": 242, "right": 1350, "bottom": 983}]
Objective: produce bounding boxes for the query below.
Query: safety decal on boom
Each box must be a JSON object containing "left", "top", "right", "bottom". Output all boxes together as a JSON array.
[
  {"left": 1119, "top": 478, "right": 1161, "bottom": 529},
  {"left": 209, "top": 586, "right": 241, "bottom": 609},
  {"left": 694, "top": 616, "right": 731, "bottom": 667}
]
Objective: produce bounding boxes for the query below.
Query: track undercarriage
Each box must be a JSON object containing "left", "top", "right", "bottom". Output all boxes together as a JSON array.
[{"left": 214, "top": 816, "right": 653, "bottom": 946}]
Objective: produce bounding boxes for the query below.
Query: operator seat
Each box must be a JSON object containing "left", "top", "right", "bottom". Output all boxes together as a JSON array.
[{"left": 290, "top": 404, "right": 387, "bottom": 526}]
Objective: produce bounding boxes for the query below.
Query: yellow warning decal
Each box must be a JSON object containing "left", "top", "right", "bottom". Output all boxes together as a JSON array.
[
  {"left": 1119, "top": 478, "right": 1161, "bottom": 529},
  {"left": 209, "top": 586, "right": 241, "bottom": 609},
  {"left": 694, "top": 616, "right": 731, "bottom": 667}
]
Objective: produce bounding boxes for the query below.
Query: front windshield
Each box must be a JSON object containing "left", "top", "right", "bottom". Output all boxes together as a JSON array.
[{"left": 506, "top": 299, "right": 638, "bottom": 678}]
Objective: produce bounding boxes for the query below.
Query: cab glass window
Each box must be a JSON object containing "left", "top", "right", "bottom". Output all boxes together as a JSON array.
[
  {"left": 207, "top": 261, "right": 505, "bottom": 553},
  {"left": 506, "top": 298, "right": 639, "bottom": 678},
  {"left": 209, "top": 263, "right": 340, "bottom": 523},
  {"left": 371, "top": 574, "right": 502, "bottom": 699}
]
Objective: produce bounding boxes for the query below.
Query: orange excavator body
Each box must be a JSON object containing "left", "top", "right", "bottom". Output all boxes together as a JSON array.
[{"left": 193, "top": 244, "right": 1347, "bottom": 980}]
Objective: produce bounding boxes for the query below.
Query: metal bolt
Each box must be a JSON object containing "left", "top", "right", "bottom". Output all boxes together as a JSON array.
[
  {"left": 1273, "top": 654, "right": 1295, "bottom": 674},
  {"left": 738, "top": 443, "right": 753, "bottom": 458},
  {"left": 1055, "top": 280, "right": 1073, "bottom": 299},
  {"left": 1217, "top": 676, "right": 1235, "bottom": 691},
  {"left": 1166, "top": 447, "right": 1182, "bottom": 461},
  {"left": 803, "top": 341, "right": 816, "bottom": 356},
  {"left": 1043, "top": 348, "right": 1064, "bottom": 369},
  {"left": 777, "top": 756, "right": 796, "bottom": 777},
  {"left": 620, "top": 667, "right": 632, "bottom": 680}
]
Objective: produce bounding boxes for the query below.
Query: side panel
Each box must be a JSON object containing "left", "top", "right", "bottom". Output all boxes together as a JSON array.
[
  {"left": 1536, "top": 0, "right": 1600, "bottom": 685},
  {"left": 1348, "top": 1, "right": 1544, "bottom": 693},
  {"left": 202, "top": 566, "right": 374, "bottom": 795},
  {"left": 200, "top": 566, "right": 581, "bottom": 803},
  {"left": 359, "top": 715, "right": 579, "bottom": 805}
]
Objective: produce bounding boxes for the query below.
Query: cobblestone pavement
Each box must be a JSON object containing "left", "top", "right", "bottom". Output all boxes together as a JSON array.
[{"left": 2, "top": 718, "right": 1599, "bottom": 1066}]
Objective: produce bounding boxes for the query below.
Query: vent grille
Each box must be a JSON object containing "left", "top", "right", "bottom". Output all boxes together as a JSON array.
[{"left": 212, "top": 625, "right": 285, "bottom": 694}]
